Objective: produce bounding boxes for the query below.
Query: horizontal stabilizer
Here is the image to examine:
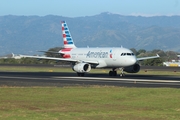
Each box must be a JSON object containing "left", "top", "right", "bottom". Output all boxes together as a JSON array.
[{"left": 38, "top": 50, "right": 62, "bottom": 54}]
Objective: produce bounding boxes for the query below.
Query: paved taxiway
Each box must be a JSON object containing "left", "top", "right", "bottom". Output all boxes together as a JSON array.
[{"left": 0, "top": 71, "right": 180, "bottom": 88}]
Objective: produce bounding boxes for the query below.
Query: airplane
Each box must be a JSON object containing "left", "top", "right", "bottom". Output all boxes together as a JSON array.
[{"left": 20, "top": 21, "right": 160, "bottom": 77}]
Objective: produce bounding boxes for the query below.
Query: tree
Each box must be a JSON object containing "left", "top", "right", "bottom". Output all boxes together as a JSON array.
[
  {"left": 141, "top": 58, "right": 163, "bottom": 66},
  {"left": 130, "top": 48, "right": 137, "bottom": 55},
  {"left": 137, "top": 49, "right": 146, "bottom": 56},
  {"left": 165, "top": 51, "right": 178, "bottom": 61}
]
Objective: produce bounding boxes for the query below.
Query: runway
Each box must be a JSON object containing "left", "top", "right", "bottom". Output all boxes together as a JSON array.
[{"left": 0, "top": 71, "right": 180, "bottom": 88}]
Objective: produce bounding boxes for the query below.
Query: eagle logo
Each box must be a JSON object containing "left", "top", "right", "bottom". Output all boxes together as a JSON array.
[{"left": 110, "top": 49, "right": 112, "bottom": 58}]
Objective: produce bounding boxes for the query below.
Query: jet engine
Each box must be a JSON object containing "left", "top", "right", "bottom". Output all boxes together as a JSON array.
[
  {"left": 72, "top": 63, "right": 91, "bottom": 73},
  {"left": 124, "top": 63, "right": 140, "bottom": 73}
]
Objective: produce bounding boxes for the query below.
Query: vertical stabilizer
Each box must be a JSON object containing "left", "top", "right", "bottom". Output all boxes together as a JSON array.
[{"left": 61, "top": 21, "right": 76, "bottom": 48}]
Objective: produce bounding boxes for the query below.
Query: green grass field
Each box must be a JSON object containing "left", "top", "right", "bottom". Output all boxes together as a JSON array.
[
  {"left": 0, "top": 66, "right": 180, "bottom": 119},
  {"left": 0, "top": 87, "right": 180, "bottom": 120}
]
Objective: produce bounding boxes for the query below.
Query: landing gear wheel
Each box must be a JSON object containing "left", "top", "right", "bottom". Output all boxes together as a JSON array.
[
  {"left": 109, "top": 70, "right": 117, "bottom": 76},
  {"left": 113, "top": 71, "right": 117, "bottom": 76},
  {"left": 109, "top": 71, "right": 113, "bottom": 76},
  {"left": 120, "top": 73, "right": 125, "bottom": 77}
]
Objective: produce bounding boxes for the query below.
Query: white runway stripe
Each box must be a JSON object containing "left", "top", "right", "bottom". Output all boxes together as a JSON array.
[{"left": 54, "top": 76, "right": 180, "bottom": 83}]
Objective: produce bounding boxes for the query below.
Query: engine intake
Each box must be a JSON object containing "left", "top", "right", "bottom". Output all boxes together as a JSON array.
[
  {"left": 72, "top": 63, "right": 91, "bottom": 73},
  {"left": 124, "top": 63, "right": 140, "bottom": 73}
]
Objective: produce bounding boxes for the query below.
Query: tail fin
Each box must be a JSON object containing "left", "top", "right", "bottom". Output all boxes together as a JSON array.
[{"left": 61, "top": 21, "right": 76, "bottom": 48}]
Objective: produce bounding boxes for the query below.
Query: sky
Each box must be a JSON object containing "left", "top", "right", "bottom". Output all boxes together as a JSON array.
[{"left": 0, "top": 0, "right": 180, "bottom": 17}]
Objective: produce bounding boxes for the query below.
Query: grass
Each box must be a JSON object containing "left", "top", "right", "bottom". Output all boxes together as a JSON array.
[
  {"left": 0, "top": 66, "right": 73, "bottom": 72},
  {"left": 0, "top": 87, "right": 180, "bottom": 120},
  {"left": 137, "top": 70, "right": 180, "bottom": 76},
  {"left": 0, "top": 65, "right": 180, "bottom": 119}
]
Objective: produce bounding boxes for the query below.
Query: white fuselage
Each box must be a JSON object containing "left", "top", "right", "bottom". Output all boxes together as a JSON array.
[{"left": 62, "top": 47, "right": 137, "bottom": 68}]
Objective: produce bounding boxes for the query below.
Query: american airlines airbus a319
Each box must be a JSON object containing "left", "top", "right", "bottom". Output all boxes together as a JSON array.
[{"left": 21, "top": 21, "right": 159, "bottom": 77}]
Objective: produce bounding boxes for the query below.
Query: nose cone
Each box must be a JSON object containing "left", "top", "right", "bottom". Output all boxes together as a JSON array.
[
  {"left": 120, "top": 55, "right": 137, "bottom": 66},
  {"left": 131, "top": 57, "right": 137, "bottom": 65}
]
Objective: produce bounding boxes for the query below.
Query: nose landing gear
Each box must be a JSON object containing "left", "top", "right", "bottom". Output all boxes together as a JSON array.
[{"left": 119, "top": 68, "right": 125, "bottom": 77}]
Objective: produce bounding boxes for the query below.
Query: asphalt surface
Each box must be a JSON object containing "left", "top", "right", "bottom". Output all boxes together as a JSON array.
[
  {"left": 0, "top": 71, "right": 180, "bottom": 88},
  {"left": 1, "top": 64, "right": 180, "bottom": 71}
]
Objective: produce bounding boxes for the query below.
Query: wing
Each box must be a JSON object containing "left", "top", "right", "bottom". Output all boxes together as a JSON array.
[
  {"left": 137, "top": 54, "right": 160, "bottom": 61},
  {"left": 19, "top": 54, "right": 99, "bottom": 64}
]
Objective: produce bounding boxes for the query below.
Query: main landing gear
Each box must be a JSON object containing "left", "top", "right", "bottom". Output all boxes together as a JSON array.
[
  {"left": 109, "top": 68, "right": 117, "bottom": 76},
  {"left": 109, "top": 68, "right": 125, "bottom": 77}
]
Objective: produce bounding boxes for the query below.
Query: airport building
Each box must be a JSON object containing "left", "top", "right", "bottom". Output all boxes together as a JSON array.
[
  {"left": 0, "top": 53, "right": 22, "bottom": 59},
  {"left": 163, "top": 55, "right": 180, "bottom": 67}
]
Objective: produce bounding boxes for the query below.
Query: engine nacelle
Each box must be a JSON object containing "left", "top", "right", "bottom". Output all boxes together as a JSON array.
[
  {"left": 72, "top": 63, "right": 91, "bottom": 73},
  {"left": 124, "top": 63, "right": 140, "bottom": 73}
]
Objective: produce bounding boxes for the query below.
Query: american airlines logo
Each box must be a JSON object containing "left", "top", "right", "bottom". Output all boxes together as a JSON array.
[
  {"left": 110, "top": 49, "right": 112, "bottom": 58},
  {"left": 86, "top": 51, "right": 108, "bottom": 58}
]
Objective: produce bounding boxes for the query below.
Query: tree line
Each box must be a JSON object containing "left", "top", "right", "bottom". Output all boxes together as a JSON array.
[{"left": 0, "top": 47, "right": 179, "bottom": 66}]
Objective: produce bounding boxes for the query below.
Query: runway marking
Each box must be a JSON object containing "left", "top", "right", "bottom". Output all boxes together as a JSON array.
[
  {"left": 54, "top": 76, "right": 180, "bottom": 83},
  {"left": 0, "top": 75, "right": 180, "bottom": 83},
  {"left": 0, "top": 75, "right": 180, "bottom": 87},
  {"left": 53, "top": 77, "right": 180, "bottom": 87},
  {"left": 0, "top": 76, "right": 49, "bottom": 80},
  {"left": 1, "top": 76, "right": 180, "bottom": 86}
]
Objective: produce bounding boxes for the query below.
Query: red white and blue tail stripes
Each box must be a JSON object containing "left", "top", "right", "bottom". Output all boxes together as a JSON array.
[
  {"left": 61, "top": 21, "right": 76, "bottom": 48},
  {"left": 60, "top": 21, "right": 76, "bottom": 58}
]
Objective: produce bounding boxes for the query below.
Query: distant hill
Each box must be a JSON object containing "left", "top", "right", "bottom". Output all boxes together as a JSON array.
[{"left": 0, "top": 12, "right": 180, "bottom": 55}]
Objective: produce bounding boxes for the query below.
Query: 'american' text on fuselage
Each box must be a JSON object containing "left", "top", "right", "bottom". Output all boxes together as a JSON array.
[{"left": 86, "top": 51, "right": 108, "bottom": 58}]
